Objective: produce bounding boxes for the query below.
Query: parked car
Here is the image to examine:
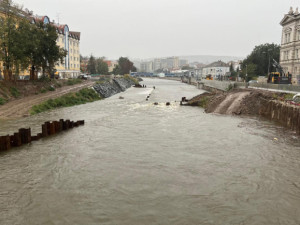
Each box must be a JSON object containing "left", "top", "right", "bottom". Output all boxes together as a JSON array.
[
  {"left": 291, "top": 93, "right": 300, "bottom": 105},
  {"left": 78, "top": 74, "right": 88, "bottom": 80},
  {"left": 248, "top": 80, "right": 258, "bottom": 84}
]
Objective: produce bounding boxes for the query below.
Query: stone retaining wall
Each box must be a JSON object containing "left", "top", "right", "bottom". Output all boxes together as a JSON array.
[{"left": 93, "top": 78, "right": 136, "bottom": 98}]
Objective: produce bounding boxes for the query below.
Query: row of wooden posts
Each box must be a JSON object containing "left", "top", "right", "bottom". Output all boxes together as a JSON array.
[{"left": 0, "top": 119, "right": 85, "bottom": 151}]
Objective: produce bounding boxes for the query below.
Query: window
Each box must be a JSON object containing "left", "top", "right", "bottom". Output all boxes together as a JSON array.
[
  {"left": 296, "top": 49, "right": 299, "bottom": 59},
  {"left": 298, "top": 30, "right": 300, "bottom": 41}
]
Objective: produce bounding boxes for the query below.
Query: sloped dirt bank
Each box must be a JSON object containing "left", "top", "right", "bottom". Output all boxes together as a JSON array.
[
  {"left": 187, "top": 89, "right": 300, "bottom": 134},
  {"left": 0, "top": 81, "right": 94, "bottom": 119}
]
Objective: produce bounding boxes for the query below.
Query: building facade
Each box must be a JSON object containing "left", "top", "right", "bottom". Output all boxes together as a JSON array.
[
  {"left": 0, "top": 3, "right": 81, "bottom": 79},
  {"left": 202, "top": 61, "right": 230, "bottom": 80},
  {"left": 280, "top": 7, "right": 300, "bottom": 84}
]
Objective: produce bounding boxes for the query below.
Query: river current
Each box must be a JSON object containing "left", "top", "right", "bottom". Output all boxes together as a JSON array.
[{"left": 0, "top": 78, "right": 299, "bottom": 225}]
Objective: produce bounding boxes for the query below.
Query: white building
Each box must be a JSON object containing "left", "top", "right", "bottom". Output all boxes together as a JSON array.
[{"left": 202, "top": 61, "right": 230, "bottom": 80}]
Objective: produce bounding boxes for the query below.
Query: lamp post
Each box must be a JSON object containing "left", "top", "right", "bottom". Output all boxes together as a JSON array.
[
  {"left": 263, "top": 49, "right": 272, "bottom": 76},
  {"left": 245, "top": 64, "right": 248, "bottom": 88}
]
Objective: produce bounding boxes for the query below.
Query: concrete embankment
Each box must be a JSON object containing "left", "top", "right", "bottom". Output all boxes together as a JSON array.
[
  {"left": 93, "top": 77, "right": 136, "bottom": 98},
  {"left": 187, "top": 89, "right": 300, "bottom": 134}
]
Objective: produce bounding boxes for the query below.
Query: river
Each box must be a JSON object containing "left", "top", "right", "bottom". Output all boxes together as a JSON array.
[{"left": 0, "top": 78, "right": 299, "bottom": 225}]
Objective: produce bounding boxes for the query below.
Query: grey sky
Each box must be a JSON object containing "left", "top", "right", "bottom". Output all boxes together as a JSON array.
[{"left": 15, "top": 0, "right": 299, "bottom": 59}]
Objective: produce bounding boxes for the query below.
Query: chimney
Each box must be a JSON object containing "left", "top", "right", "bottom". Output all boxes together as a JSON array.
[{"left": 289, "top": 6, "right": 294, "bottom": 14}]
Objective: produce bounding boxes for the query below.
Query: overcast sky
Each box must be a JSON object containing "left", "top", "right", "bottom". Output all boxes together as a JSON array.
[{"left": 15, "top": 0, "right": 299, "bottom": 60}]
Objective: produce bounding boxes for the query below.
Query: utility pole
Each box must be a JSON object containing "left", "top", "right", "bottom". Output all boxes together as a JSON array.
[{"left": 245, "top": 64, "right": 248, "bottom": 88}]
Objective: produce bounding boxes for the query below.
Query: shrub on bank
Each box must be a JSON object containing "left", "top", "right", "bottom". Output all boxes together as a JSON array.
[
  {"left": 0, "top": 97, "right": 6, "bottom": 105},
  {"left": 10, "top": 86, "right": 20, "bottom": 98},
  {"left": 65, "top": 79, "right": 82, "bottom": 86},
  {"left": 30, "top": 88, "right": 101, "bottom": 115},
  {"left": 124, "top": 74, "right": 139, "bottom": 85}
]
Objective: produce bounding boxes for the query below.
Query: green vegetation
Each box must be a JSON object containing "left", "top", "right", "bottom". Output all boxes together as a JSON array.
[
  {"left": 40, "top": 88, "right": 47, "bottom": 93},
  {"left": 113, "top": 57, "right": 137, "bottom": 75},
  {"left": 283, "top": 93, "right": 295, "bottom": 100},
  {"left": 9, "top": 86, "right": 20, "bottom": 98},
  {"left": 226, "top": 83, "right": 234, "bottom": 91},
  {"left": 48, "top": 86, "right": 55, "bottom": 91},
  {"left": 0, "top": 0, "right": 66, "bottom": 80},
  {"left": 197, "top": 96, "right": 209, "bottom": 108},
  {"left": 30, "top": 88, "right": 101, "bottom": 115},
  {"left": 240, "top": 43, "right": 280, "bottom": 81},
  {"left": 65, "top": 79, "right": 82, "bottom": 86},
  {"left": 0, "top": 97, "right": 6, "bottom": 105},
  {"left": 86, "top": 55, "right": 109, "bottom": 75},
  {"left": 124, "top": 74, "right": 139, "bottom": 85}
]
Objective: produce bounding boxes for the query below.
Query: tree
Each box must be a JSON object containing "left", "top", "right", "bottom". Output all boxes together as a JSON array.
[
  {"left": 241, "top": 43, "right": 280, "bottom": 77},
  {"left": 96, "top": 57, "right": 108, "bottom": 75},
  {"left": 0, "top": 0, "right": 66, "bottom": 79},
  {"left": 116, "top": 57, "right": 136, "bottom": 75},
  {"left": 31, "top": 22, "right": 66, "bottom": 77},
  {"left": 0, "top": 0, "right": 21, "bottom": 79},
  {"left": 87, "top": 55, "right": 96, "bottom": 74}
]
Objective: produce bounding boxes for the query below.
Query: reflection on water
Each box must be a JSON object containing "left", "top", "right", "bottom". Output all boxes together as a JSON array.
[{"left": 0, "top": 79, "right": 299, "bottom": 225}]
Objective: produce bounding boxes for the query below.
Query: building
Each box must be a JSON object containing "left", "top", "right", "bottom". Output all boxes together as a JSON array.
[
  {"left": 202, "top": 60, "right": 230, "bottom": 80},
  {"left": 0, "top": 2, "right": 81, "bottom": 79},
  {"left": 280, "top": 7, "right": 300, "bottom": 84},
  {"left": 105, "top": 60, "right": 118, "bottom": 73},
  {"left": 35, "top": 16, "right": 81, "bottom": 79},
  {"left": 140, "top": 61, "right": 153, "bottom": 73}
]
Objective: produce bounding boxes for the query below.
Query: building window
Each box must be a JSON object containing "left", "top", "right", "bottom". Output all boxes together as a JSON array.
[
  {"left": 298, "top": 30, "right": 300, "bottom": 41},
  {"left": 296, "top": 49, "right": 299, "bottom": 59}
]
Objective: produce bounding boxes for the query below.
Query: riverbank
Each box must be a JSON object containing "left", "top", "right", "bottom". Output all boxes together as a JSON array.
[
  {"left": 187, "top": 89, "right": 300, "bottom": 134},
  {"left": 93, "top": 76, "right": 139, "bottom": 98},
  {"left": 0, "top": 80, "right": 95, "bottom": 119}
]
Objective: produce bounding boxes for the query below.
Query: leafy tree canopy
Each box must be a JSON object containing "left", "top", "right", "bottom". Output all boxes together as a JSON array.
[{"left": 241, "top": 43, "right": 280, "bottom": 79}]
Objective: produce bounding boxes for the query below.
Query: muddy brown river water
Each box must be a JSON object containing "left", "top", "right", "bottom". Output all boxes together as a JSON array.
[{"left": 0, "top": 78, "right": 299, "bottom": 225}]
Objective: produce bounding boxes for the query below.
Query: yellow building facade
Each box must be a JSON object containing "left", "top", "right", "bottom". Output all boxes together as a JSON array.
[{"left": 0, "top": 8, "right": 81, "bottom": 79}]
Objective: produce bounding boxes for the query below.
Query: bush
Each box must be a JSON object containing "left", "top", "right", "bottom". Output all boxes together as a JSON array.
[
  {"left": 124, "top": 74, "right": 139, "bottom": 85},
  {"left": 0, "top": 97, "right": 6, "bottom": 105},
  {"left": 48, "top": 86, "right": 55, "bottom": 91},
  {"left": 30, "top": 88, "right": 101, "bottom": 115},
  {"left": 66, "top": 79, "right": 82, "bottom": 86},
  {"left": 10, "top": 87, "right": 20, "bottom": 98},
  {"left": 40, "top": 88, "right": 47, "bottom": 93}
]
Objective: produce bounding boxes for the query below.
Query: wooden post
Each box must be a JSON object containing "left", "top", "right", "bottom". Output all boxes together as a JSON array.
[
  {"left": 12, "top": 132, "right": 22, "bottom": 147},
  {"left": 0, "top": 136, "right": 11, "bottom": 151},
  {"left": 42, "top": 124, "right": 48, "bottom": 137},
  {"left": 19, "top": 128, "right": 31, "bottom": 144},
  {"left": 49, "top": 122, "right": 55, "bottom": 135}
]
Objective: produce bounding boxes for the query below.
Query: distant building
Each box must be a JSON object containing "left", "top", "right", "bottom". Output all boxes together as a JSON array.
[
  {"left": 280, "top": 7, "right": 300, "bottom": 84},
  {"left": 202, "top": 60, "right": 230, "bottom": 80},
  {"left": 140, "top": 61, "right": 153, "bottom": 73},
  {"left": 105, "top": 60, "right": 118, "bottom": 73},
  {"left": 179, "top": 59, "right": 188, "bottom": 67}
]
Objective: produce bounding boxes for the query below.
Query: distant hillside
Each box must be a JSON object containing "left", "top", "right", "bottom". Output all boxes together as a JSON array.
[{"left": 178, "top": 55, "right": 244, "bottom": 64}]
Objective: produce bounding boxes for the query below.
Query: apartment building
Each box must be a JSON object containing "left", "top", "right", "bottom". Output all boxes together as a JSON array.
[{"left": 0, "top": 3, "right": 81, "bottom": 79}]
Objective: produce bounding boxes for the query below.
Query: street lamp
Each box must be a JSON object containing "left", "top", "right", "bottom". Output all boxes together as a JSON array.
[{"left": 263, "top": 49, "right": 272, "bottom": 76}]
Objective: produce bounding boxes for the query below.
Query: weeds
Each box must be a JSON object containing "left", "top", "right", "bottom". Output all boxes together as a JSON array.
[
  {"left": 30, "top": 88, "right": 101, "bottom": 115},
  {"left": 124, "top": 74, "right": 139, "bottom": 85},
  {"left": 65, "top": 79, "right": 82, "bottom": 86},
  {"left": 0, "top": 97, "right": 6, "bottom": 105},
  {"left": 9, "top": 87, "right": 20, "bottom": 98}
]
